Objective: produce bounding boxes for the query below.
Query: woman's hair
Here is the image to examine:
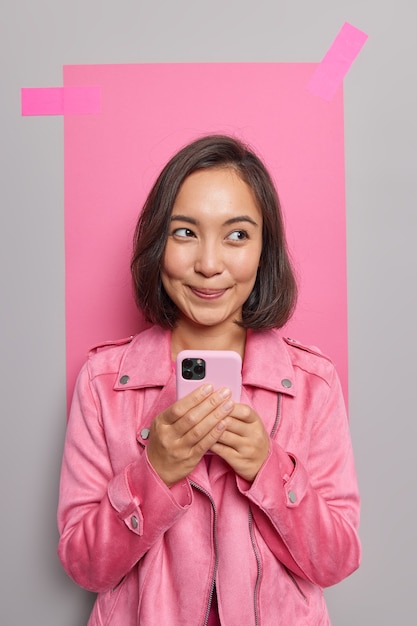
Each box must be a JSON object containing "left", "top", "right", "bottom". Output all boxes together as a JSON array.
[{"left": 131, "top": 134, "right": 297, "bottom": 329}]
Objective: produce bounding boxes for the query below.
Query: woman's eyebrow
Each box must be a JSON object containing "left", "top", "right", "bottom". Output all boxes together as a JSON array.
[
  {"left": 170, "top": 214, "right": 198, "bottom": 225},
  {"left": 170, "top": 214, "right": 259, "bottom": 227},
  {"left": 223, "top": 215, "right": 259, "bottom": 227}
]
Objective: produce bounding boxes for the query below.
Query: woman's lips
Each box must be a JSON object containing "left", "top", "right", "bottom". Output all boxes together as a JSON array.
[{"left": 189, "top": 287, "right": 227, "bottom": 300}]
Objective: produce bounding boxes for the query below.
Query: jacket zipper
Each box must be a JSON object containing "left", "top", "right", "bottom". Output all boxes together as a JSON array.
[
  {"left": 270, "top": 392, "right": 282, "bottom": 439},
  {"left": 248, "top": 507, "right": 261, "bottom": 626},
  {"left": 189, "top": 481, "right": 219, "bottom": 626},
  {"left": 284, "top": 565, "right": 308, "bottom": 602},
  {"left": 245, "top": 392, "right": 282, "bottom": 625}
]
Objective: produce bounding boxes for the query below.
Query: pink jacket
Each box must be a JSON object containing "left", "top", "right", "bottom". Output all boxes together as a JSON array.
[{"left": 58, "top": 326, "right": 360, "bottom": 625}]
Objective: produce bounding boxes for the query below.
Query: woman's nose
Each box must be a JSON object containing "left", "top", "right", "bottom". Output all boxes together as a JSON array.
[{"left": 194, "top": 242, "right": 224, "bottom": 277}]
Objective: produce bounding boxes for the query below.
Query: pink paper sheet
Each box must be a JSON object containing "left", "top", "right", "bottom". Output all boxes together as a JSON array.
[
  {"left": 64, "top": 63, "right": 347, "bottom": 406},
  {"left": 21, "top": 86, "right": 101, "bottom": 115},
  {"left": 307, "top": 22, "right": 368, "bottom": 101}
]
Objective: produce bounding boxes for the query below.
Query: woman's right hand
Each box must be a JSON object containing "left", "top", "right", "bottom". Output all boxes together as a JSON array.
[{"left": 146, "top": 384, "right": 234, "bottom": 486}]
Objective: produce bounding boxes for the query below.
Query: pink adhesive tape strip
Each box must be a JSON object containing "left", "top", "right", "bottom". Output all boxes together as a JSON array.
[
  {"left": 307, "top": 22, "right": 368, "bottom": 101},
  {"left": 21, "top": 86, "right": 101, "bottom": 116}
]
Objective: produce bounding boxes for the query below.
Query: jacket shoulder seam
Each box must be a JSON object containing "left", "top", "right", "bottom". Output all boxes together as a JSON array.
[
  {"left": 283, "top": 337, "right": 332, "bottom": 361},
  {"left": 88, "top": 335, "right": 135, "bottom": 355},
  {"left": 283, "top": 337, "right": 335, "bottom": 387}
]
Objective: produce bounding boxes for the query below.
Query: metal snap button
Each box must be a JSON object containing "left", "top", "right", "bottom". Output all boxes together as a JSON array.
[
  {"left": 140, "top": 428, "right": 150, "bottom": 440},
  {"left": 119, "top": 375, "right": 130, "bottom": 385},
  {"left": 281, "top": 379, "right": 292, "bottom": 388},
  {"left": 288, "top": 490, "right": 297, "bottom": 503},
  {"left": 131, "top": 515, "right": 139, "bottom": 529}
]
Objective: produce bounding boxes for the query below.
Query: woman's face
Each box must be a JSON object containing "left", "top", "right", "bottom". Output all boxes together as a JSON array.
[{"left": 161, "top": 167, "right": 263, "bottom": 333}]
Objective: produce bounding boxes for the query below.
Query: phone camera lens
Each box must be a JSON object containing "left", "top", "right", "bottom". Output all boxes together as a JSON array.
[
  {"left": 194, "top": 364, "right": 204, "bottom": 375},
  {"left": 183, "top": 369, "right": 193, "bottom": 379},
  {"left": 183, "top": 359, "right": 193, "bottom": 369}
]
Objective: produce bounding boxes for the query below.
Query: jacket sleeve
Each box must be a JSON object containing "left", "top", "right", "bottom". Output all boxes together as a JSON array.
[
  {"left": 57, "top": 362, "right": 192, "bottom": 593},
  {"left": 236, "top": 365, "right": 361, "bottom": 588}
]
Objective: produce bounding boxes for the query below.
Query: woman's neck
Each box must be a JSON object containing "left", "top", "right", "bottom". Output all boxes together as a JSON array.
[{"left": 170, "top": 322, "right": 247, "bottom": 361}]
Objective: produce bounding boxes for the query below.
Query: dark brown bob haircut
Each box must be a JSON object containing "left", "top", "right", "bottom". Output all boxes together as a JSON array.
[{"left": 131, "top": 134, "right": 297, "bottom": 330}]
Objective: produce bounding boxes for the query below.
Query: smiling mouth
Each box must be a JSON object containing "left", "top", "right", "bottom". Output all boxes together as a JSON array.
[{"left": 189, "top": 287, "right": 228, "bottom": 299}]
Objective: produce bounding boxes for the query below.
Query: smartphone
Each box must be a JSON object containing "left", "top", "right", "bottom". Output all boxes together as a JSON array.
[{"left": 176, "top": 350, "right": 242, "bottom": 401}]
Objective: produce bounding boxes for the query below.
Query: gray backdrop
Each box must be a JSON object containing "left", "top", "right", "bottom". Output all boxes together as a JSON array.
[{"left": 1, "top": 1, "right": 416, "bottom": 624}]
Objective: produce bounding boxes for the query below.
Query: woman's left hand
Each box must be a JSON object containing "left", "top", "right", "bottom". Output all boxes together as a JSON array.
[{"left": 211, "top": 404, "right": 270, "bottom": 482}]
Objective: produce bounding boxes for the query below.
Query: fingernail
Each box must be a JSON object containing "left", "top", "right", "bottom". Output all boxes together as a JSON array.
[
  {"left": 201, "top": 384, "right": 213, "bottom": 396},
  {"left": 222, "top": 400, "right": 233, "bottom": 412},
  {"left": 218, "top": 387, "right": 231, "bottom": 399}
]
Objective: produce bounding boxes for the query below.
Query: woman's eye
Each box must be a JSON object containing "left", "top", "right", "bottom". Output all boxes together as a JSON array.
[
  {"left": 227, "top": 230, "right": 248, "bottom": 241},
  {"left": 173, "top": 227, "right": 195, "bottom": 238}
]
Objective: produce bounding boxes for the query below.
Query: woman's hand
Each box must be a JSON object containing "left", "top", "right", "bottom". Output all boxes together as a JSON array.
[
  {"left": 211, "top": 404, "right": 270, "bottom": 482},
  {"left": 146, "top": 385, "right": 235, "bottom": 487}
]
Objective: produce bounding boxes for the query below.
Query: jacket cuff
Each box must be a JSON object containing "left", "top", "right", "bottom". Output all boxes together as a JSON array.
[
  {"left": 236, "top": 442, "right": 305, "bottom": 509},
  {"left": 107, "top": 451, "right": 192, "bottom": 536}
]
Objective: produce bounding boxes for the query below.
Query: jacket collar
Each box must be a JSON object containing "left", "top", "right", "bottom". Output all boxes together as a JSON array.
[
  {"left": 114, "top": 326, "right": 296, "bottom": 397},
  {"left": 114, "top": 326, "right": 173, "bottom": 390},
  {"left": 242, "top": 329, "right": 296, "bottom": 397}
]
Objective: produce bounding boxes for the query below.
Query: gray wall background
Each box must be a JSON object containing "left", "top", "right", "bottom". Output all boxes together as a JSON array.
[{"left": 1, "top": 1, "right": 416, "bottom": 624}]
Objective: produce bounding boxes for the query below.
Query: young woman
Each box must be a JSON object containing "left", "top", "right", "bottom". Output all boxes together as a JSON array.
[{"left": 58, "top": 135, "right": 360, "bottom": 625}]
